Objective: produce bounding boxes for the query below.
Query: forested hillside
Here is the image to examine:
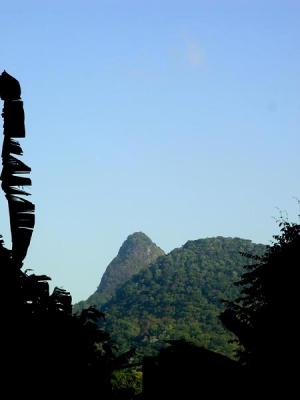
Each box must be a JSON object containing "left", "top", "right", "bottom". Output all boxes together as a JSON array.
[{"left": 101, "top": 237, "right": 266, "bottom": 359}]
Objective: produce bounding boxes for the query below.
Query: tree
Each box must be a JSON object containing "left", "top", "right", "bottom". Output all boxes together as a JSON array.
[
  {"left": 0, "top": 70, "right": 35, "bottom": 267},
  {"left": 0, "top": 72, "right": 116, "bottom": 397},
  {"left": 220, "top": 219, "right": 300, "bottom": 380}
]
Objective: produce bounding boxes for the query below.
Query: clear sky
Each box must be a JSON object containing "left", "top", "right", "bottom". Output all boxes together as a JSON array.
[{"left": 0, "top": 0, "right": 299, "bottom": 303}]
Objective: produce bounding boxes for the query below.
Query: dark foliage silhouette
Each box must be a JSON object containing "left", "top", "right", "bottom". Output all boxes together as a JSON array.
[
  {"left": 0, "top": 72, "right": 119, "bottom": 397},
  {"left": 142, "top": 339, "right": 242, "bottom": 399},
  {"left": 0, "top": 71, "right": 34, "bottom": 266},
  {"left": 0, "top": 245, "right": 114, "bottom": 395},
  {"left": 220, "top": 218, "right": 300, "bottom": 389}
]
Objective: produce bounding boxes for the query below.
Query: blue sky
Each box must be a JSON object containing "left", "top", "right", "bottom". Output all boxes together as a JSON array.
[{"left": 0, "top": 0, "right": 299, "bottom": 302}]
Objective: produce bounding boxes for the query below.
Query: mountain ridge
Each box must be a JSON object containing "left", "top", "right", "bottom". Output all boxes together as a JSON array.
[
  {"left": 100, "top": 236, "right": 266, "bottom": 358},
  {"left": 74, "top": 233, "right": 266, "bottom": 359},
  {"left": 74, "top": 232, "right": 164, "bottom": 312}
]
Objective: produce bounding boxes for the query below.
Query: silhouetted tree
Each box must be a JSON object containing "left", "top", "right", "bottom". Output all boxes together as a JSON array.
[
  {"left": 0, "top": 72, "right": 116, "bottom": 397},
  {"left": 0, "top": 70, "right": 35, "bottom": 267},
  {"left": 220, "top": 219, "right": 300, "bottom": 387},
  {"left": 142, "top": 339, "right": 242, "bottom": 399},
  {"left": 0, "top": 238, "right": 117, "bottom": 396}
]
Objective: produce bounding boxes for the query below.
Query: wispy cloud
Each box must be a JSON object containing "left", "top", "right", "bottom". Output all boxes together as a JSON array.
[{"left": 186, "top": 41, "right": 204, "bottom": 67}]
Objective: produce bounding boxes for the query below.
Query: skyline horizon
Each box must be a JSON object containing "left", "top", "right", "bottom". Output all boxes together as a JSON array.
[
  {"left": 1, "top": 0, "right": 299, "bottom": 303},
  {"left": 72, "top": 222, "right": 292, "bottom": 304}
]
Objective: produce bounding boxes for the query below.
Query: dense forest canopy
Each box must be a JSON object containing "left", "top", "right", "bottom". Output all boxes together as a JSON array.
[{"left": 76, "top": 235, "right": 266, "bottom": 359}]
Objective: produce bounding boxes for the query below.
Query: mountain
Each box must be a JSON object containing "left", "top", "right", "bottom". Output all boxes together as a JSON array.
[
  {"left": 100, "top": 237, "right": 266, "bottom": 359},
  {"left": 74, "top": 232, "right": 165, "bottom": 312}
]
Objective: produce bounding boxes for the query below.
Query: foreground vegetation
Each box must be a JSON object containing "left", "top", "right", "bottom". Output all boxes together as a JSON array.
[{"left": 2, "top": 219, "right": 297, "bottom": 397}]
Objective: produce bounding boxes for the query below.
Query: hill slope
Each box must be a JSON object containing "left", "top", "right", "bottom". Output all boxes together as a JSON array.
[
  {"left": 101, "top": 237, "right": 266, "bottom": 358},
  {"left": 75, "top": 232, "right": 164, "bottom": 312}
]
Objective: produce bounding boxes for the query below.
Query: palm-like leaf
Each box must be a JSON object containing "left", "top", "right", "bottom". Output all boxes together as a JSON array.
[{"left": 0, "top": 70, "right": 35, "bottom": 267}]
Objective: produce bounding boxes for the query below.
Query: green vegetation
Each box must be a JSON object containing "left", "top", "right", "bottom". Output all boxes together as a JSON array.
[
  {"left": 99, "top": 236, "right": 265, "bottom": 359},
  {"left": 111, "top": 368, "right": 143, "bottom": 398}
]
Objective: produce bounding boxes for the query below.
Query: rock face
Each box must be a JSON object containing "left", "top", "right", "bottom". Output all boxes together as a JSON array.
[{"left": 74, "top": 232, "right": 164, "bottom": 311}]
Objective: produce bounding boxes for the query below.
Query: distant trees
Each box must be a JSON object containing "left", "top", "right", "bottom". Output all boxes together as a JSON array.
[
  {"left": 100, "top": 237, "right": 265, "bottom": 360},
  {"left": 111, "top": 368, "right": 143, "bottom": 399}
]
